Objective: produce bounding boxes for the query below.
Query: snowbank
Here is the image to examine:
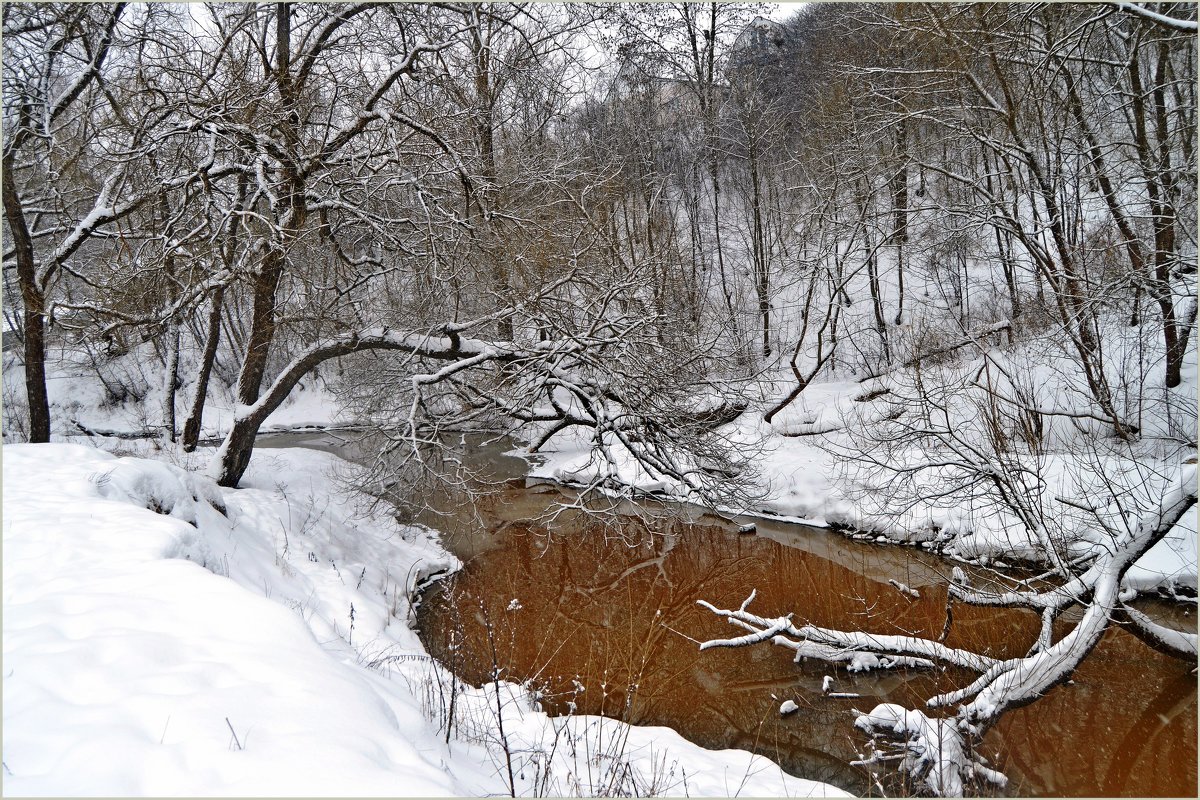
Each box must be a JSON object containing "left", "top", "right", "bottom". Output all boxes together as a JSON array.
[
  {"left": 2, "top": 442, "right": 847, "bottom": 797},
  {"left": 2, "top": 340, "right": 353, "bottom": 444},
  {"left": 2, "top": 444, "right": 458, "bottom": 795},
  {"left": 527, "top": 373, "right": 1197, "bottom": 594}
]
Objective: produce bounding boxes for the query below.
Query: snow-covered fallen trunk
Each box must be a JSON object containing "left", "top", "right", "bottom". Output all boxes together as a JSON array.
[
  {"left": 1120, "top": 603, "right": 1198, "bottom": 659},
  {"left": 697, "top": 469, "right": 1197, "bottom": 796},
  {"left": 697, "top": 590, "right": 996, "bottom": 673},
  {"left": 208, "top": 327, "right": 533, "bottom": 487},
  {"left": 852, "top": 704, "right": 1006, "bottom": 796}
]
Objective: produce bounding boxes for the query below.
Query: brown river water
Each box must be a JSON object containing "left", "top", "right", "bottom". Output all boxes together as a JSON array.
[{"left": 261, "top": 431, "right": 1198, "bottom": 796}]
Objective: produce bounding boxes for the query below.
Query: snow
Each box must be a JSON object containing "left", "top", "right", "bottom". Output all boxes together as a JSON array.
[
  {"left": 530, "top": 416, "right": 1196, "bottom": 593},
  {"left": 2, "top": 337, "right": 358, "bottom": 443},
  {"left": 52, "top": 204, "right": 116, "bottom": 264},
  {"left": 1123, "top": 512, "right": 1198, "bottom": 595},
  {"left": 3, "top": 444, "right": 455, "bottom": 795},
  {"left": 9, "top": 295, "right": 1193, "bottom": 599},
  {"left": 527, "top": 350, "right": 1197, "bottom": 595},
  {"left": 853, "top": 703, "right": 973, "bottom": 797},
  {"left": 1112, "top": 1, "right": 1200, "bottom": 31},
  {"left": 2, "top": 441, "right": 847, "bottom": 797}
]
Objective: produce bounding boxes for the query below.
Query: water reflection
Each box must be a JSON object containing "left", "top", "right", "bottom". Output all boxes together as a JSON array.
[
  {"left": 416, "top": 487, "right": 1196, "bottom": 797},
  {"left": 257, "top": 431, "right": 1196, "bottom": 796}
]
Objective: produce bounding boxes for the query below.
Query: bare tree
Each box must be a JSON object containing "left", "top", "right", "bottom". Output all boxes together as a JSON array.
[{"left": 2, "top": 3, "right": 127, "bottom": 442}]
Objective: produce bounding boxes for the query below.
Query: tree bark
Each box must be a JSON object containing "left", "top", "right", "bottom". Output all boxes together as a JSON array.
[
  {"left": 181, "top": 286, "right": 224, "bottom": 452},
  {"left": 160, "top": 321, "right": 179, "bottom": 443},
  {"left": 467, "top": 5, "right": 513, "bottom": 342},
  {"left": 890, "top": 95, "right": 909, "bottom": 327},
  {"left": 235, "top": 3, "right": 305, "bottom": 406},
  {"left": 210, "top": 328, "right": 521, "bottom": 487},
  {"left": 748, "top": 134, "right": 771, "bottom": 358},
  {"left": 3, "top": 155, "right": 51, "bottom": 442},
  {"left": 237, "top": 248, "right": 288, "bottom": 405},
  {"left": 862, "top": 183, "right": 890, "bottom": 364}
]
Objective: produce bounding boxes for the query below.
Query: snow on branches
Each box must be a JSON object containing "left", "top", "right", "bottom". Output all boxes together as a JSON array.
[{"left": 697, "top": 469, "right": 1196, "bottom": 796}]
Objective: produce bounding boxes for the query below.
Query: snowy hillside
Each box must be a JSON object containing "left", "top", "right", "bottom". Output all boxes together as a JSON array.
[{"left": 1, "top": 442, "right": 848, "bottom": 797}]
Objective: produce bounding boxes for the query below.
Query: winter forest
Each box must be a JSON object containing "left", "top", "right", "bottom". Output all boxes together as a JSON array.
[{"left": 2, "top": 2, "right": 1197, "bottom": 797}]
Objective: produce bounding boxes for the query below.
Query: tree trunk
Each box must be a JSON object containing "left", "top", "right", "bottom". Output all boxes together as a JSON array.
[
  {"left": 1146, "top": 40, "right": 1184, "bottom": 388},
  {"left": 3, "top": 155, "right": 51, "bottom": 442},
  {"left": 210, "top": 329, "right": 520, "bottom": 487},
  {"left": 983, "top": 152, "right": 1022, "bottom": 321},
  {"left": 748, "top": 136, "right": 771, "bottom": 359},
  {"left": 160, "top": 321, "right": 179, "bottom": 443},
  {"left": 866, "top": 227, "right": 890, "bottom": 364},
  {"left": 181, "top": 286, "right": 224, "bottom": 452},
  {"left": 235, "top": 3, "right": 305, "bottom": 406},
  {"left": 468, "top": 7, "right": 513, "bottom": 342},
  {"left": 891, "top": 116, "right": 908, "bottom": 326},
  {"left": 157, "top": 189, "right": 179, "bottom": 443},
  {"left": 709, "top": 156, "right": 740, "bottom": 347},
  {"left": 699, "top": 2, "right": 741, "bottom": 353},
  {"left": 237, "top": 249, "right": 287, "bottom": 405}
]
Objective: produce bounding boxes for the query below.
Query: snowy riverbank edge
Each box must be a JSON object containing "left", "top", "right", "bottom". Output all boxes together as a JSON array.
[
  {"left": 525, "top": 393, "right": 1198, "bottom": 600},
  {"left": 2, "top": 441, "right": 850, "bottom": 797},
  {"left": 11, "top": 342, "right": 1196, "bottom": 596}
]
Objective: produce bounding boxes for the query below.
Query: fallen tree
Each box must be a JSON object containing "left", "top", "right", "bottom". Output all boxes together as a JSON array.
[
  {"left": 209, "top": 326, "right": 522, "bottom": 486},
  {"left": 698, "top": 467, "right": 1196, "bottom": 795},
  {"left": 207, "top": 306, "right": 757, "bottom": 513}
]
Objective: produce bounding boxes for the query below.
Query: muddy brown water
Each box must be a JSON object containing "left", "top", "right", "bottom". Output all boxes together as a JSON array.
[{"left": 260, "top": 431, "right": 1198, "bottom": 796}]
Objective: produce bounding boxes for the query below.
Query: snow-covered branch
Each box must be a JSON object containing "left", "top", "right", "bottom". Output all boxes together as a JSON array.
[
  {"left": 1120, "top": 604, "right": 1198, "bottom": 661},
  {"left": 1111, "top": 2, "right": 1198, "bottom": 31},
  {"left": 697, "top": 473, "right": 1196, "bottom": 795},
  {"left": 697, "top": 595, "right": 993, "bottom": 673}
]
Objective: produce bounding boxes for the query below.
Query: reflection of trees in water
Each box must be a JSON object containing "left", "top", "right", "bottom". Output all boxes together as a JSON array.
[
  {"left": 417, "top": 485, "right": 1196, "bottom": 797},
  {"left": 992, "top": 625, "right": 1196, "bottom": 797},
  {"left": 1100, "top": 668, "right": 1195, "bottom": 794}
]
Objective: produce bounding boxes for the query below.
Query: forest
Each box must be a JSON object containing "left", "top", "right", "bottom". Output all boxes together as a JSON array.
[{"left": 2, "top": 2, "right": 1196, "bottom": 797}]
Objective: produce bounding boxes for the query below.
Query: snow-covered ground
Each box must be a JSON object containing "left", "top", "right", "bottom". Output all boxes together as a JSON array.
[
  {"left": 2, "top": 441, "right": 848, "bottom": 797},
  {"left": 530, "top": 364, "right": 1198, "bottom": 596},
  {"left": 2, "top": 340, "right": 351, "bottom": 441},
  {"left": 3, "top": 322, "right": 1193, "bottom": 794},
  {"left": 7, "top": 328, "right": 1195, "bottom": 597}
]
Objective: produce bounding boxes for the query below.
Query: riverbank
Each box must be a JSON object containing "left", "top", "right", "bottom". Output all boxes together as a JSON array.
[
  {"left": 2, "top": 439, "right": 849, "bottom": 797},
  {"left": 527, "top": 372, "right": 1198, "bottom": 600},
  {"left": 4, "top": 339, "right": 1194, "bottom": 794},
  {"left": 8, "top": 335, "right": 1194, "bottom": 598}
]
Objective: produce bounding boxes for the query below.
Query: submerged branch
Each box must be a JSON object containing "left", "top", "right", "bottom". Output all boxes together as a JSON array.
[{"left": 1119, "top": 604, "right": 1198, "bottom": 661}]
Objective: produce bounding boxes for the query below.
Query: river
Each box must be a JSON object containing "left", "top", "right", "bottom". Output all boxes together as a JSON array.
[{"left": 259, "top": 430, "right": 1197, "bottom": 796}]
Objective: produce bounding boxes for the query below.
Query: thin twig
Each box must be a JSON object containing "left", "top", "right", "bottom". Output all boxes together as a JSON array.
[{"left": 226, "top": 717, "right": 243, "bottom": 751}]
